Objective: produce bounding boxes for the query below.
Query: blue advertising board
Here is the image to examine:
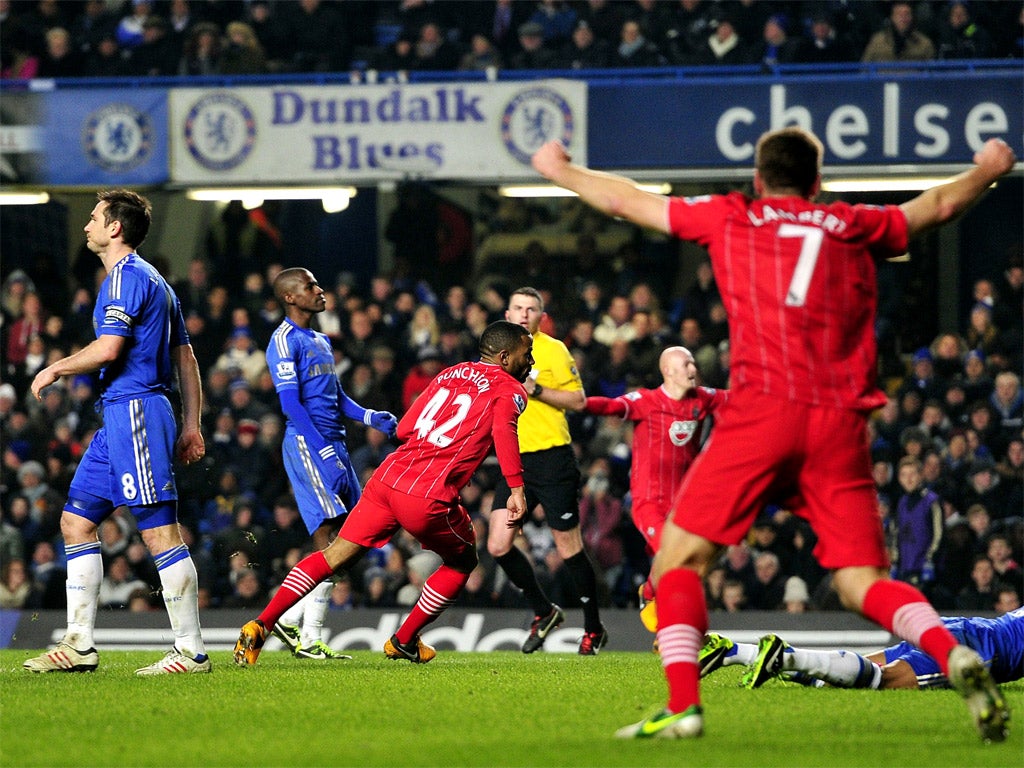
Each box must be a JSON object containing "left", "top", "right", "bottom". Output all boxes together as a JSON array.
[
  {"left": 589, "top": 72, "right": 1022, "bottom": 168},
  {"left": 1, "top": 68, "right": 1020, "bottom": 186}
]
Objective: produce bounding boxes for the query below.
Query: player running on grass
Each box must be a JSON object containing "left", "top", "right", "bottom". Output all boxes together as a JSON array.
[
  {"left": 581, "top": 346, "right": 727, "bottom": 632},
  {"left": 263, "top": 268, "right": 397, "bottom": 661},
  {"left": 532, "top": 130, "right": 1015, "bottom": 742},
  {"left": 234, "top": 321, "right": 533, "bottom": 665},
  {"left": 700, "top": 606, "right": 1023, "bottom": 692}
]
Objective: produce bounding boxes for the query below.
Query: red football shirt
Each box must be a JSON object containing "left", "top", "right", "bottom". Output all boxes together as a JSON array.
[
  {"left": 589, "top": 386, "right": 728, "bottom": 509},
  {"left": 376, "top": 361, "right": 527, "bottom": 502},
  {"left": 668, "top": 193, "right": 908, "bottom": 411}
]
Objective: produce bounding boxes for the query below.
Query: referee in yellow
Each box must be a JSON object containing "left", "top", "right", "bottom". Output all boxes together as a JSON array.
[{"left": 489, "top": 286, "right": 607, "bottom": 655}]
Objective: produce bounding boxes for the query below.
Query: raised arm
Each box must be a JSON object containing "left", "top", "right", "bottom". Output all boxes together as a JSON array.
[
  {"left": 532, "top": 141, "right": 672, "bottom": 234},
  {"left": 900, "top": 139, "right": 1016, "bottom": 240},
  {"left": 172, "top": 343, "right": 205, "bottom": 464}
]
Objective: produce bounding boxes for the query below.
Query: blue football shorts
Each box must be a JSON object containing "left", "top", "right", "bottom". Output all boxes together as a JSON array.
[
  {"left": 282, "top": 431, "right": 360, "bottom": 535},
  {"left": 882, "top": 642, "right": 948, "bottom": 688},
  {"left": 68, "top": 394, "right": 178, "bottom": 521}
]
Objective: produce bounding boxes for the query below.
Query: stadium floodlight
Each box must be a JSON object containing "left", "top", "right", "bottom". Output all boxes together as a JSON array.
[
  {"left": 821, "top": 178, "right": 999, "bottom": 193},
  {"left": 186, "top": 187, "right": 357, "bottom": 212},
  {"left": 0, "top": 191, "right": 50, "bottom": 205},
  {"left": 498, "top": 183, "right": 672, "bottom": 198}
]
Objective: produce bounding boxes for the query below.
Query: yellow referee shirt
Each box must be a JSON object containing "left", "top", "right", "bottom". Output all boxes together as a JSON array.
[{"left": 518, "top": 331, "right": 583, "bottom": 453}]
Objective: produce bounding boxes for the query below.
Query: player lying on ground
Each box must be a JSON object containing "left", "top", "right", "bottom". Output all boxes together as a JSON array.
[{"left": 700, "top": 606, "right": 1023, "bottom": 691}]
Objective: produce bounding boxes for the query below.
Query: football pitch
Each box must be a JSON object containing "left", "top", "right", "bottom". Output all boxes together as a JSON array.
[{"left": 1, "top": 649, "right": 1020, "bottom": 768}]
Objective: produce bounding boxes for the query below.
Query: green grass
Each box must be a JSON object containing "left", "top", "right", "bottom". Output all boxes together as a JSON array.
[{"left": 1, "top": 649, "right": 1020, "bottom": 768}]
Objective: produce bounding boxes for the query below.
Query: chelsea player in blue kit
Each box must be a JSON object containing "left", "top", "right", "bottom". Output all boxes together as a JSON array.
[
  {"left": 24, "top": 190, "right": 210, "bottom": 675},
  {"left": 265, "top": 268, "right": 397, "bottom": 659},
  {"left": 700, "top": 608, "right": 1020, "bottom": 740}
]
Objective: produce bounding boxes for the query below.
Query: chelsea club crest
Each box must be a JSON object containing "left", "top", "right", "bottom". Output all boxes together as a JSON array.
[
  {"left": 501, "top": 88, "right": 574, "bottom": 165},
  {"left": 184, "top": 92, "right": 257, "bottom": 171},
  {"left": 82, "top": 104, "right": 153, "bottom": 172}
]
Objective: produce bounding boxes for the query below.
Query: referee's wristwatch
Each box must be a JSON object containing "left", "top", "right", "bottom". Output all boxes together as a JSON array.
[{"left": 531, "top": 383, "right": 543, "bottom": 398}]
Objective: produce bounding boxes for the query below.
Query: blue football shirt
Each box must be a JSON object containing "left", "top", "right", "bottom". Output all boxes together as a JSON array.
[
  {"left": 267, "top": 318, "right": 346, "bottom": 442},
  {"left": 93, "top": 253, "right": 189, "bottom": 402}
]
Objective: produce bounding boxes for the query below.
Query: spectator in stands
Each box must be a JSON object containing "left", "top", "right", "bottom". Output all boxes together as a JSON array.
[
  {"left": 178, "top": 19, "right": 221, "bottom": 75},
  {"left": 5, "top": 291, "right": 46, "bottom": 378},
  {"left": 990, "top": 372, "right": 1022, "bottom": 448},
  {"left": 70, "top": 0, "right": 117, "bottom": 61},
  {"left": 956, "top": 554, "right": 999, "bottom": 610},
  {"left": 720, "top": 578, "right": 747, "bottom": 612},
  {"left": 576, "top": 0, "right": 627, "bottom": 48},
  {"left": 794, "top": 11, "right": 856, "bottom": 64},
  {"left": 213, "top": 328, "right": 268, "bottom": 387},
  {"left": 898, "top": 347, "right": 947, "bottom": 404},
  {"left": 225, "top": 378, "right": 269, "bottom": 424},
  {"left": 961, "top": 349, "right": 993, "bottom": 404},
  {"left": 891, "top": 456, "right": 943, "bottom": 586},
  {"left": 593, "top": 294, "right": 634, "bottom": 346},
  {"left": 695, "top": 8, "right": 748, "bottom": 66},
  {"left": 37, "top": 26, "right": 85, "bottom": 77},
  {"left": 411, "top": 21, "right": 459, "bottom": 71},
  {"left": 747, "top": 551, "right": 786, "bottom": 610},
  {"left": 246, "top": 0, "right": 288, "bottom": 72},
  {"left": 99, "top": 554, "right": 148, "bottom": 609},
  {"left": 937, "top": 0, "right": 993, "bottom": 59},
  {"left": 528, "top": 0, "right": 578, "bottom": 49},
  {"left": 986, "top": 533, "right": 1023, "bottom": 595},
  {"left": 0, "top": 557, "right": 31, "bottom": 609},
  {"left": 626, "top": 310, "right": 660, "bottom": 388},
  {"left": 611, "top": 18, "right": 667, "bottom": 67},
  {"left": 401, "top": 303, "right": 442, "bottom": 367},
  {"left": 459, "top": 32, "right": 503, "bottom": 72},
  {"left": 401, "top": 345, "right": 445, "bottom": 410},
  {"left": 223, "top": 567, "right": 266, "bottom": 609},
  {"left": 930, "top": 332, "right": 968, "bottom": 385},
  {"left": 995, "top": 438, "right": 1023, "bottom": 513},
  {"left": 578, "top": 456, "right": 625, "bottom": 585},
  {"left": 560, "top": 19, "right": 610, "bottom": 69},
  {"left": 682, "top": 260, "right": 719, "bottom": 330},
  {"left": 509, "top": 21, "right": 558, "bottom": 69},
  {"left": 115, "top": 0, "right": 153, "bottom": 50},
  {"left": 279, "top": 0, "right": 349, "bottom": 73},
  {"left": 220, "top": 21, "right": 267, "bottom": 75},
  {"left": 967, "top": 400, "right": 1000, "bottom": 456},
  {"left": 963, "top": 458, "right": 1011, "bottom": 520},
  {"left": 27, "top": 540, "right": 65, "bottom": 609},
  {"left": 994, "top": 586, "right": 1021, "bottom": 614},
  {"left": 127, "top": 15, "right": 178, "bottom": 76},
  {"left": 748, "top": 13, "right": 801, "bottom": 68},
  {"left": 965, "top": 300, "right": 1000, "bottom": 358},
  {"left": 862, "top": 1, "right": 935, "bottom": 62},
  {"left": 16, "top": 460, "right": 62, "bottom": 545}
]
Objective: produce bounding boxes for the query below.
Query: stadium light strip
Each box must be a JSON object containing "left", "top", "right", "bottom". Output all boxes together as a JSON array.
[
  {"left": 0, "top": 191, "right": 50, "bottom": 205},
  {"left": 186, "top": 187, "right": 357, "bottom": 212},
  {"left": 820, "top": 178, "right": 996, "bottom": 193},
  {"left": 498, "top": 183, "right": 672, "bottom": 198}
]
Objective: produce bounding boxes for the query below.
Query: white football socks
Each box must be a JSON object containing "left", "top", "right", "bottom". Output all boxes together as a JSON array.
[
  {"left": 157, "top": 553, "right": 207, "bottom": 659},
  {"left": 65, "top": 544, "right": 102, "bottom": 650},
  {"left": 300, "top": 581, "right": 334, "bottom": 647}
]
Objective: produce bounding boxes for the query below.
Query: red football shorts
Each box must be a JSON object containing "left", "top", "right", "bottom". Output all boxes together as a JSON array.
[
  {"left": 631, "top": 499, "right": 667, "bottom": 554},
  {"left": 340, "top": 476, "right": 475, "bottom": 558},
  {"left": 670, "top": 389, "right": 888, "bottom": 570}
]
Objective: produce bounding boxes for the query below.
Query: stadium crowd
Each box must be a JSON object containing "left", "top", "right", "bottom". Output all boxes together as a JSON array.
[
  {"left": 1, "top": 181, "right": 1020, "bottom": 618},
  {"left": 1, "top": 0, "right": 1022, "bottom": 80}
]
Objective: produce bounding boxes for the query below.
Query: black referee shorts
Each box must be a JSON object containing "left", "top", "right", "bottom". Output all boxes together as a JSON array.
[{"left": 492, "top": 444, "right": 581, "bottom": 532}]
